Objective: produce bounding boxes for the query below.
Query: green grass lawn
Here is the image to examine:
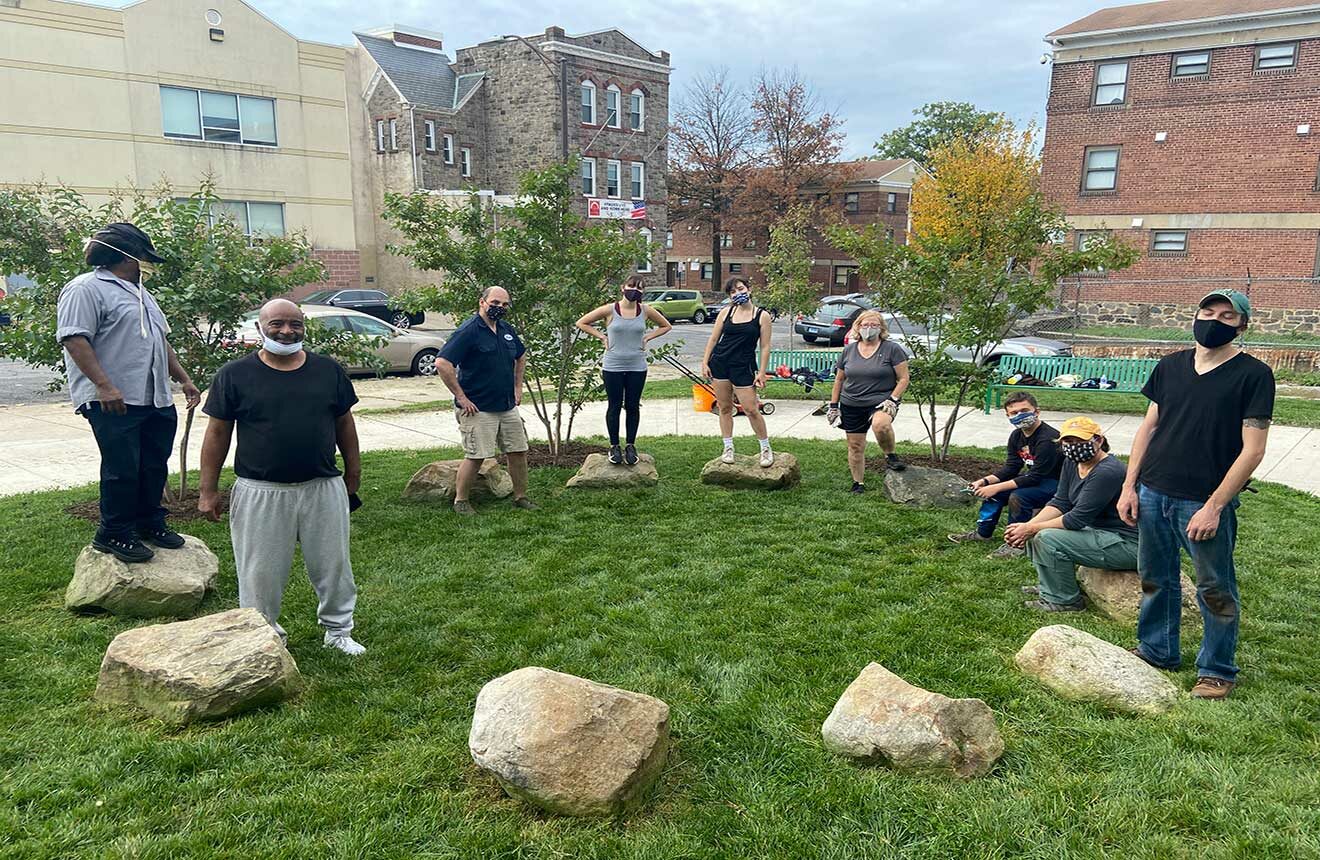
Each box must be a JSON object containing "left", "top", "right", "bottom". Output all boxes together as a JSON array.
[{"left": 2, "top": 438, "right": 1318, "bottom": 858}]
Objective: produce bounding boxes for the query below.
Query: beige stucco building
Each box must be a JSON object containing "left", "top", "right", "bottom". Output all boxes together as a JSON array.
[{"left": 0, "top": 0, "right": 360, "bottom": 291}]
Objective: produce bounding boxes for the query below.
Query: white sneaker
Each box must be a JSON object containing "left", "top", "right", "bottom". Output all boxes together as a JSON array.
[
  {"left": 324, "top": 633, "right": 366, "bottom": 656},
  {"left": 759, "top": 448, "right": 774, "bottom": 467},
  {"left": 721, "top": 448, "right": 736, "bottom": 464}
]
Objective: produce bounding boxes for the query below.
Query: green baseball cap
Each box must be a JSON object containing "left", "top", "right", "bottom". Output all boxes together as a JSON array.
[{"left": 1199, "top": 288, "right": 1250, "bottom": 319}]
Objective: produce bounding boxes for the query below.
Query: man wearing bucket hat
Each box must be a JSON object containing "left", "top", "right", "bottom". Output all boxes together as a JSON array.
[
  {"left": 1004, "top": 416, "right": 1136, "bottom": 612},
  {"left": 1118, "top": 288, "right": 1274, "bottom": 700},
  {"left": 56, "top": 223, "right": 200, "bottom": 563}
]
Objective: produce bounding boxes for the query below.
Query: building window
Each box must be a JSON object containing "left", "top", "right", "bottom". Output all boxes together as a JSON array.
[
  {"left": 1172, "top": 50, "right": 1210, "bottom": 77},
  {"left": 460, "top": 147, "right": 472, "bottom": 177},
  {"left": 887, "top": 192, "right": 898, "bottom": 213},
  {"left": 700, "top": 262, "right": 714, "bottom": 280},
  {"left": 1256, "top": 43, "right": 1297, "bottom": 70},
  {"left": 728, "top": 263, "right": 743, "bottom": 274},
  {"left": 844, "top": 192, "right": 859, "bottom": 213},
  {"left": 606, "top": 160, "right": 621, "bottom": 197},
  {"left": 720, "top": 233, "right": 732, "bottom": 248},
  {"left": 388, "top": 119, "right": 398, "bottom": 151},
  {"left": 606, "top": 85, "right": 621, "bottom": 128},
  {"left": 1082, "top": 146, "right": 1120, "bottom": 191},
  {"left": 203, "top": 200, "right": 286, "bottom": 238},
  {"left": 815, "top": 192, "right": 831, "bottom": 205},
  {"left": 1150, "top": 230, "right": 1188, "bottom": 254},
  {"left": 885, "top": 228, "right": 895, "bottom": 241},
  {"left": 1093, "top": 61, "right": 1128, "bottom": 105},
  {"left": 743, "top": 238, "right": 757, "bottom": 249},
  {"left": 424, "top": 120, "right": 436, "bottom": 151},
  {"left": 581, "top": 158, "right": 596, "bottom": 197},
  {"left": 1075, "top": 230, "right": 1110, "bottom": 275},
  {"left": 443, "top": 134, "right": 454, "bottom": 164},
  {"left": 630, "top": 162, "right": 645, "bottom": 199},
  {"left": 581, "top": 81, "right": 596, "bottom": 124},
  {"left": 629, "top": 89, "right": 644, "bottom": 131},
  {"left": 834, "top": 265, "right": 858, "bottom": 290},
  {"left": 637, "top": 227, "right": 653, "bottom": 273},
  {"left": 375, "top": 119, "right": 385, "bottom": 152},
  {"left": 160, "top": 86, "right": 276, "bottom": 146},
  {"left": 665, "top": 230, "right": 673, "bottom": 249}
]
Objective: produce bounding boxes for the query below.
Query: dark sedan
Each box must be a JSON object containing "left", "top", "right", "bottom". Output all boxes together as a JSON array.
[
  {"left": 300, "top": 288, "right": 425, "bottom": 329},
  {"left": 793, "top": 293, "right": 876, "bottom": 346}
]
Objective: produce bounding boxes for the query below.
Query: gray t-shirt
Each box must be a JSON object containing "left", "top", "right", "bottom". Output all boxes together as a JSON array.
[
  {"left": 835, "top": 340, "right": 908, "bottom": 407},
  {"left": 1049, "top": 454, "right": 1135, "bottom": 536},
  {"left": 601, "top": 302, "right": 648, "bottom": 372}
]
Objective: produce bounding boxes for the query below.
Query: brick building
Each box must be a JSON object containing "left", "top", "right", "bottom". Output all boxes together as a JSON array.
[
  {"left": 665, "top": 159, "right": 920, "bottom": 296},
  {"left": 1042, "top": 0, "right": 1320, "bottom": 332},
  {"left": 347, "top": 25, "right": 670, "bottom": 292}
]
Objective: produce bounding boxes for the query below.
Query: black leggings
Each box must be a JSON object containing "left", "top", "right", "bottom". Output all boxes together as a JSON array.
[{"left": 602, "top": 370, "right": 647, "bottom": 445}]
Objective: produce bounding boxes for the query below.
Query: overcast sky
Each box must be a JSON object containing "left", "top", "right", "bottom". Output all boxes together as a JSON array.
[{"left": 109, "top": 0, "right": 1108, "bottom": 158}]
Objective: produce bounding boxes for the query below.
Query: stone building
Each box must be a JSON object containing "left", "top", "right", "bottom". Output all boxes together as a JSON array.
[{"left": 347, "top": 25, "right": 671, "bottom": 292}]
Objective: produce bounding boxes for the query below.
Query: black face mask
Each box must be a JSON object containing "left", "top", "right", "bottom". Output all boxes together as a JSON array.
[
  {"left": 623, "top": 289, "right": 643, "bottom": 303},
  {"left": 1061, "top": 440, "right": 1097, "bottom": 463},
  {"left": 1193, "top": 317, "right": 1239, "bottom": 348},
  {"left": 485, "top": 304, "right": 507, "bottom": 321}
]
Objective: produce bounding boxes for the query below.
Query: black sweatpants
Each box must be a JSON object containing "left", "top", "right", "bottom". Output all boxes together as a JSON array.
[
  {"left": 82, "top": 403, "right": 177, "bottom": 538},
  {"left": 602, "top": 370, "right": 646, "bottom": 445}
]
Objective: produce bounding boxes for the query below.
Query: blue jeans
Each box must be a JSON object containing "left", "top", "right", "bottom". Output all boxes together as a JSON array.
[
  {"left": 976, "top": 479, "right": 1058, "bottom": 538},
  {"left": 1135, "top": 484, "right": 1241, "bottom": 681}
]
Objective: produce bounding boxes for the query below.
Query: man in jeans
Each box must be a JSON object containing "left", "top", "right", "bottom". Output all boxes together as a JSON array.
[{"left": 1119, "top": 289, "right": 1274, "bottom": 699}]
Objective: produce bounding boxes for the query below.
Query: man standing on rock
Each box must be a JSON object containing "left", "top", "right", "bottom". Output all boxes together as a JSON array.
[
  {"left": 436, "top": 286, "right": 537, "bottom": 515},
  {"left": 56, "top": 223, "right": 201, "bottom": 563},
  {"left": 198, "top": 299, "right": 365, "bottom": 656},
  {"left": 1119, "top": 289, "right": 1274, "bottom": 700}
]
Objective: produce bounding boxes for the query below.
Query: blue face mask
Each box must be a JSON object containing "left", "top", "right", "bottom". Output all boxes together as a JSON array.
[
  {"left": 1009, "top": 411, "right": 1038, "bottom": 429},
  {"left": 730, "top": 292, "right": 750, "bottom": 305}
]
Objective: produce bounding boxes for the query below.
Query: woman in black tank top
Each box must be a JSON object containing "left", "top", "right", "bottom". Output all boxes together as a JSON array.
[{"left": 701, "top": 276, "right": 775, "bottom": 467}]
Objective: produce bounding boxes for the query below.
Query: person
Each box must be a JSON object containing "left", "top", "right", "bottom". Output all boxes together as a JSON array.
[
  {"left": 198, "top": 299, "right": 365, "bottom": 656},
  {"left": 949, "top": 392, "right": 1062, "bottom": 559},
  {"left": 55, "top": 223, "right": 200, "bottom": 563},
  {"left": 436, "top": 286, "right": 537, "bottom": 514},
  {"left": 1002, "top": 417, "right": 1136, "bottom": 612},
  {"left": 574, "top": 275, "right": 672, "bottom": 465},
  {"left": 1119, "top": 289, "right": 1274, "bottom": 700},
  {"left": 701, "top": 276, "right": 774, "bottom": 467},
  {"left": 825, "top": 310, "right": 909, "bottom": 492}
]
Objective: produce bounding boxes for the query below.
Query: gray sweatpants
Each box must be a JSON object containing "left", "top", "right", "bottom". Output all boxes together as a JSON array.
[{"left": 230, "top": 475, "right": 357, "bottom": 639}]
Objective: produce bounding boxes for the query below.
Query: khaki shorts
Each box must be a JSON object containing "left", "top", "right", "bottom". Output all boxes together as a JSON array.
[{"left": 457, "top": 408, "right": 529, "bottom": 459}]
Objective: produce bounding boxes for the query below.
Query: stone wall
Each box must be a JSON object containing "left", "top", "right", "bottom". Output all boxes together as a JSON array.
[
  {"left": 1070, "top": 340, "right": 1320, "bottom": 373},
  {"left": 1064, "top": 299, "right": 1320, "bottom": 334}
]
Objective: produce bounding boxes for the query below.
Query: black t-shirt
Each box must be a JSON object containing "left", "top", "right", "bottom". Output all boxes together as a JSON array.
[
  {"left": 1139, "top": 349, "right": 1275, "bottom": 501},
  {"left": 993, "top": 422, "right": 1062, "bottom": 488},
  {"left": 438, "top": 315, "right": 526, "bottom": 412},
  {"left": 202, "top": 351, "right": 358, "bottom": 483}
]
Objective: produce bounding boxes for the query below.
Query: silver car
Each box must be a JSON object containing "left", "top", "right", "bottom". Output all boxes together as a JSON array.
[
  {"left": 885, "top": 314, "right": 1071, "bottom": 366},
  {"left": 238, "top": 306, "right": 446, "bottom": 375}
]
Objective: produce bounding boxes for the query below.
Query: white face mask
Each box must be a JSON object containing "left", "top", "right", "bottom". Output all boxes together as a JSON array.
[
  {"left": 262, "top": 336, "right": 304, "bottom": 356},
  {"left": 859, "top": 327, "right": 882, "bottom": 341}
]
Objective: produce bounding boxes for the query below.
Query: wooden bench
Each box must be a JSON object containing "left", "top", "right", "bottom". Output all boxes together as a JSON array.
[{"left": 983, "top": 355, "right": 1159, "bottom": 413}]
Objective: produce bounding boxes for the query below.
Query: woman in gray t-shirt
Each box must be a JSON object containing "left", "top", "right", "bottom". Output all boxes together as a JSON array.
[
  {"left": 574, "top": 275, "right": 672, "bottom": 465},
  {"left": 826, "top": 310, "right": 911, "bottom": 492}
]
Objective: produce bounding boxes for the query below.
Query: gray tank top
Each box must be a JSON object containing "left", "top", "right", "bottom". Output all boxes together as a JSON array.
[{"left": 601, "top": 302, "right": 648, "bottom": 372}]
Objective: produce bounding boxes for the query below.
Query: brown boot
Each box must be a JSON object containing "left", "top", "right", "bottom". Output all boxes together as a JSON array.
[{"left": 1191, "top": 677, "right": 1235, "bottom": 700}]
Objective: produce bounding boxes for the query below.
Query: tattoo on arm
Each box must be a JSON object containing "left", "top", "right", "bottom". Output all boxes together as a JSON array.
[{"left": 1244, "top": 417, "right": 1271, "bottom": 429}]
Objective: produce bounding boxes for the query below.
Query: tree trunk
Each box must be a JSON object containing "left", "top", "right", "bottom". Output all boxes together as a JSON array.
[
  {"left": 177, "top": 405, "right": 196, "bottom": 499},
  {"left": 711, "top": 217, "right": 722, "bottom": 291}
]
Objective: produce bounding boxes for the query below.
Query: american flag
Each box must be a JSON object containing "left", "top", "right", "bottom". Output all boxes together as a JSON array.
[{"left": 630, "top": 199, "right": 647, "bottom": 219}]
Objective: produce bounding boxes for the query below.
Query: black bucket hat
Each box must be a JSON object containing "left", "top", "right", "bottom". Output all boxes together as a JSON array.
[{"left": 93, "top": 222, "right": 166, "bottom": 264}]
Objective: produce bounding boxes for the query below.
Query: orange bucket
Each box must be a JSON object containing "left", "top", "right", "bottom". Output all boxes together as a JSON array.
[{"left": 691, "top": 383, "right": 717, "bottom": 413}]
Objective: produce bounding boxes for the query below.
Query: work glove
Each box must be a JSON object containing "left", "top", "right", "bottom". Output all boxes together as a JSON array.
[
  {"left": 826, "top": 403, "right": 840, "bottom": 426},
  {"left": 880, "top": 398, "right": 900, "bottom": 418}
]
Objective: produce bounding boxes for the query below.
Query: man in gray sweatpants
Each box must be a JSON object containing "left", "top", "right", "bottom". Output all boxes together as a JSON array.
[{"left": 198, "top": 299, "right": 365, "bottom": 656}]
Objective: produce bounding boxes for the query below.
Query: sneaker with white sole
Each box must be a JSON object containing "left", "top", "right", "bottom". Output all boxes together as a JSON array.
[
  {"left": 323, "top": 633, "right": 366, "bottom": 656},
  {"left": 988, "top": 543, "right": 1026, "bottom": 559},
  {"left": 721, "top": 448, "right": 736, "bottom": 464},
  {"left": 759, "top": 448, "right": 774, "bottom": 467}
]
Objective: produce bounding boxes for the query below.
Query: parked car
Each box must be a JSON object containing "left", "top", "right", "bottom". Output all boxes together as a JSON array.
[
  {"left": 300, "top": 288, "right": 425, "bottom": 330},
  {"left": 643, "top": 289, "right": 708, "bottom": 324},
  {"left": 0, "top": 284, "right": 9, "bottom": 327},
  {"left": 793, "top": 293, "right": 876, "bottom": 345},
  {"left": 883, "top": 313, "right": 1072, "bottom": 366},
  {"left": 237, "top": 306, "right": 445, "bottom": 376},
  {"left": 705, "top": 297, "right": 781, "bottom": 320}
]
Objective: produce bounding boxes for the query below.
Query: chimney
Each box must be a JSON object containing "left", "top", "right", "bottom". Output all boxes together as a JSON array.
[{"left": 545, "top": 26, "right": 565, "bottom": 40}]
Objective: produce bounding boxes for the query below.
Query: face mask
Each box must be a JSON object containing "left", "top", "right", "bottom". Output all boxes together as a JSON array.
[
  {"left": 262, "top": 335, "right": 304, "bottom": 356},
  {"left": 1193, "top": 317, "right": 1239, "bottom": 348},
  {"left": 730, "top": 292, "right": 750, "bottom": 306},
  {"left": 859, "top": 326, "right": 882, "bottom": 341},
  {"left": 1008, "top": 411, "right": 1038, "bottom": 429},
  {"left": 485, "top": 304, "right": 507, "bottom": 321},
  {"left": 623, "top": 289, "right": 643, "bottom": 303},
  {"left": 1061, "top": 439, "right": 1097, "bottom": 463}
]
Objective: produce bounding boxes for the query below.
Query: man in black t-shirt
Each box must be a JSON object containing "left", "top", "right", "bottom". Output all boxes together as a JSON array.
[
  {"left": 198, "top": 299, "right": 366, "bottom": 657},
  {"left": 1119, "top": 289, "right": 1274, "bottom": 699}
]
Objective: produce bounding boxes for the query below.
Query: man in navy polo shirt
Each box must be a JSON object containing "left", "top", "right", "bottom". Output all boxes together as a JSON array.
[{"left": 436, "top": 286, "right": 537, "bottom": 515}]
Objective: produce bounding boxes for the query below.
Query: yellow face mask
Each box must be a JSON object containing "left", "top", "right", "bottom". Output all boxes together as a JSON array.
[{"left": 85, "top": 238, "right": 156, "bottom": 284}]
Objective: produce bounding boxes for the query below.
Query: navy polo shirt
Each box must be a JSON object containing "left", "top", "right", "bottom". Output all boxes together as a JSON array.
[{"left": 439, "top": 314, "right": 526, "bottom": 412}]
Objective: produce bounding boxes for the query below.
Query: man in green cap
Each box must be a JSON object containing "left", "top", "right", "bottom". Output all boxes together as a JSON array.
[{"left": 1118, "top": 288, "right": 1274, "bottom": 699}]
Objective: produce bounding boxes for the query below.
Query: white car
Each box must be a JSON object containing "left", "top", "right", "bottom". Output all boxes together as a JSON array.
[{"left": 883, "top": 313, "right": 1071, "bottom": 366}]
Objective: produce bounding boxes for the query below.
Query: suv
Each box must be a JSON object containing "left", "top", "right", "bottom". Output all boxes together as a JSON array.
[
  {"left": 300, "top": 289, "right": 425, "bottom": 329},
  {"left": 794, "top": 293, "right": 876, "bottom": 345},
  {"left": 643, "top": 289, "right": 708, "bottom": 324}
]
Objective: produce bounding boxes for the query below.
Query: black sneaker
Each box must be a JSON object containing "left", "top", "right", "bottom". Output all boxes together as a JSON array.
[
  {"left": 886, "top": 453, "right": 907, "bottom": 472},
  {"left": 137, "top": 524, "right": 185, "bottom": 549},
  {"left": 623, "top": 444, "right": 639, "bottom": 466},
  {"left": 92, "top": 534, "right": 155, "bottom": 563},
  {"left": 850, "top": 482, "right": 866, "bottom": 494},
  {"left": 608, "top": 445, "right": 623, "bottom": 465}
]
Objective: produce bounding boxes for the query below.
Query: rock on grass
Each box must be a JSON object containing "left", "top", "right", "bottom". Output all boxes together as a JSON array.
[
  {"left": 1014, "top": 624, "right": 1180, "bottom": 715},
  {"left": 66, "top": 535, "right": 218, "bottom": 618}
]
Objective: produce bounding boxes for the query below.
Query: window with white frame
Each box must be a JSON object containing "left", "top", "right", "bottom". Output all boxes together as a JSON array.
[
  {"left": 719, "top": 233, "right": 732, "bottom": 248},
  {"left": 844, "top": 192, "right": 859, "bottom": 213},
  {"left": 581, "top": 158, "right": 596, "bottom": 196},
  {"left": 606, "top": 85, "right": 621, "bottom": 128},
  {"left": 1256, "top": 42, "right": 1296, "bottom": 70},
  {"left": 700, "top": 262, "right": 713, "bottom": 280},
  {"left": 1075, "top": 230, "right": 1111, "bottom": 275},
  {"left": 629, "top": 89, "right": 644, "bottom": 131},
  {"left": 637, "top": 228, "right": 653, "bottom": 272},
  {"left": 1172, "top": 51, "right": 1210, "bottom": 77},
  {"left": 388, "top": 119, "right": 398, "bottom": 151},
  {"left": 728, "top": 263, "right": 743, "bottom": 274},
  {"left": 887, "top": 192, "right": 897, "bottom": 213},
  {"left": 606, "top": 160, "right": 621, "bottom": 197},
  {"left": 375, "top": 119, "right": 385, "bottom": 152},
  {"left": 160, "top": 85, "right": 276, "bottom": 146},
  {"left": 443, "top": 133, "right": 454, "bottom": 164},
  {"left": 424, "top": 120, "right": 436, "bottom": 151},
  {"left": 834, "top": 265, "right": 858, "bottom": 290},
  {"left": 460, "top": 147, "right": 472, "bottom": 178},
  {"left": 581, "top": 81, "right": 596, "bottom": 124},
  {"left": 1083, "top": 146, "right": 1120, "bottom": 191},
  {"left": 194, "top": 200, "right": 286, "bottom": 238},
  {"left": 1093, "top": 61, "right": 1128, "bottom": 105},
  {"left": 665, "top": 230, "right": 673, "bottom": 249},
  {"left": 1151, "top": 230, "right": 1188, "bottom": 254},
  {"left": 630, "top": 162, "right": 644, "bottom": 199}
]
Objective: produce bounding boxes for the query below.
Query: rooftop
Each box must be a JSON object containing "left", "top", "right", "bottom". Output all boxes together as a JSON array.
[{"left": 1049, "top": 0, "right": 1320, "bottom": 38}]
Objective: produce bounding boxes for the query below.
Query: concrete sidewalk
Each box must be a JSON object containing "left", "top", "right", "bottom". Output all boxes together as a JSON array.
[{"left": 2, "top": 377, "right": 1318, "bottom": 498}]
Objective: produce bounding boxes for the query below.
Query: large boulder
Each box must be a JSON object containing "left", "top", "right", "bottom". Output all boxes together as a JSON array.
[
  {"left": 1014, "top": 624, "right": 1180, "bottom": 715},
  {"left": 66, "top": 535, "right": 218, "bottom": 618},
  {"left": 821, "top": 662, "right": 1003, "bottom": 778},
  {"left": 94, "top": 608, "right": 302, "bottom": 725},
  {"left": 566, "top": 452, "right": 659, "bottom": 489},
  {"left": 883, "top": 465, "right": 974, "bottom": 508},
  {"left": 469, "top": 667, "right": 670, "bottom": 817},
  {"left": 1077, "top": 566, "right": 1200, "bottom": 627},
  {"left": 402, "top": 459, "right": 513, "bottom": 503},
  {"left": 700, "top": 452, "right": 800, "bottom": 490}
]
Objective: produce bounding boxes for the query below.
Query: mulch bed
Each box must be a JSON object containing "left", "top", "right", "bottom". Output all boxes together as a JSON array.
[
  {"left": 64, "top": 489, "right": 230, "bottom": 524},
  {"left": 865, "top": 453, "right": 1002, "bottom": 481},
  {"left": 513, "top": 442, "right": 610, "bottom": 469}
]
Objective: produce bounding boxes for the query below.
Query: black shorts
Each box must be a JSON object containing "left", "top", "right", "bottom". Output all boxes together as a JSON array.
[
  {"left": 709, "top": 357, "right": 756, "bottom": 388},
  {"left": 840, "top": 402, "right": 884, "bottom": 433}
]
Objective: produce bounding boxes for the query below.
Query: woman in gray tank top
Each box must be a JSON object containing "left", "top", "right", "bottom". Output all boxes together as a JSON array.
[{"left": 574, "top": 275, "right": 672, "bottom": 465}]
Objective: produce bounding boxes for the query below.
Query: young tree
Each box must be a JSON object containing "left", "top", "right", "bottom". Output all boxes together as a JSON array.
[
  {"left": 828, "top": 125, "right": 1139, "bottom": 461},
  {"left": 759, "top": 204, "right": 816, "bottom": 348},
  {"left": 384, "top": 159, "right": 652, "bottom": 461},
  {"left": 873, "top": 101, "right": 1011, "bottom": 169},
  {"left": 668, "top": 67, "right": 757, "bottom": 289}
]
